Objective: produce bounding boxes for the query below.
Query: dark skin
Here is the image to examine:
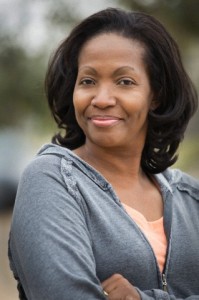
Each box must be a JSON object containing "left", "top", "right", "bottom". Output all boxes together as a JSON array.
[
  {"left": 75, "top": 143, "right": 163, "bottom": 222},
  {"left": 101, "top": 274, "right": 141, "bottom": 300},
  {"left": 73, "top": 33, "right": 163, "bottom": 299},
  {"left": 75, "top": 145, "right": 161, "bottom": 300}
]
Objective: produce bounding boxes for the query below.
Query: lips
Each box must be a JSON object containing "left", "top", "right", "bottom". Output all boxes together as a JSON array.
[{"left": 88, "top": 115, "right": 122, "bottom": 127}]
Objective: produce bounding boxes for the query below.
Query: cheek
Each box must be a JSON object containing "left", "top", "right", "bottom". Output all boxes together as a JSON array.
[
  {"left": 127, "top": 97, "right": 151, "bottom": 114},
  {"left": 73, "top": 91, "right": 89, "bottom": 124},
  {"left": 73, "top": 90, "right": 83, "bottom": 114},
  {"left": 74, "top": 93, "right": 94, "bottom": 126}
]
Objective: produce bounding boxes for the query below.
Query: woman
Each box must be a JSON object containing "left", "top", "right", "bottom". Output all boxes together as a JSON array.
[{"left": 9, "top": 7, "right": 199, "bottom": 300}]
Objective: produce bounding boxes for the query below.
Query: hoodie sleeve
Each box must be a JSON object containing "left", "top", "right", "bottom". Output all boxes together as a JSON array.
[{"left": 9, "top": 154, "right": 107, "bottom": 300}]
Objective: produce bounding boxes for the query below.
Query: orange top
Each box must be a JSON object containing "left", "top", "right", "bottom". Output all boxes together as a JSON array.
[{"left": 122, "top": 203, "right": 167, "bottom": 273}]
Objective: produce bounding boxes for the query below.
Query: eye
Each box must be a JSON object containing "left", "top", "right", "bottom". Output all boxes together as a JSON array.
[
  {"left": 80, "top": 78, "right": 95, "bottom": 85},
  {"left": 118, "top": 78, "right": 135, "bottom": 86}
]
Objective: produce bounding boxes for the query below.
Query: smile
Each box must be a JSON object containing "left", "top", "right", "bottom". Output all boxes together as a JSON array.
[{"left": 88, "top": 115, "right": 122, "bottom": 127}]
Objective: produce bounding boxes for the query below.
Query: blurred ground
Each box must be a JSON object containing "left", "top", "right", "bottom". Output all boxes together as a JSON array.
[{"left": 0, "top": 211, "right": 18, "bottom": 300}]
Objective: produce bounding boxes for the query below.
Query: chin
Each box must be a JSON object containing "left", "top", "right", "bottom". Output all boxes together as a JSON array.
[{"left": 90, "top": 136, "right": 125, "bottom": 149}]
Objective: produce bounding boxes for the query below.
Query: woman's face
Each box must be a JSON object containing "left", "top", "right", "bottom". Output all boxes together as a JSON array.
[{"left": 73, "top": 33, "right": 154, "bottom": 152}]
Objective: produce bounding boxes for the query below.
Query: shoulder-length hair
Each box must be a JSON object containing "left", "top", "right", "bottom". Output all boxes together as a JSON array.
[{"left": 45, "top": 7, "right": 198, "bottom": 174}]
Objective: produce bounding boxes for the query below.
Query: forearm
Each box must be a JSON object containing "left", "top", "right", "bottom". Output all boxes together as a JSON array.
[
  {"left": 138, "top": 289, "right": 199, "bottom": 300},
  {"left": 101, "top": 274, "right": 199, "bottom": 300}
]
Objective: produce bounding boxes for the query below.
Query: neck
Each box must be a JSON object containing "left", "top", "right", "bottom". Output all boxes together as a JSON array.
[{"left": 74, "top": 140, "right": 145, "bottom": 181}]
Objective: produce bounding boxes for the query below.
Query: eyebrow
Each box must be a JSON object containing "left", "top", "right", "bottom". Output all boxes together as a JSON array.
[
  {"left": 78, "top": 66, "right": 136, "bottom": 75},
  {"left": 112, "top": 66, "right": 135, "bottom": 76},
  {"left": 78, "top": 66, "right": 97, "bottom": 75}
]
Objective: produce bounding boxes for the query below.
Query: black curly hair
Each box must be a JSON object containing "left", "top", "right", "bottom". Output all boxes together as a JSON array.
[{"left": 45, "top": 7, "right": 198, "bottom": 173}]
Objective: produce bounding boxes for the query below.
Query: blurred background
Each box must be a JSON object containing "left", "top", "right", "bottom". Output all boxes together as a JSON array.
[{"left": 0, "top": 0, "right": 198, "bottom": 299}]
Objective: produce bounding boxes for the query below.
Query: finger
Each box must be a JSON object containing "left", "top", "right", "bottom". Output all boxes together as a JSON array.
[
  {"left": 107, "top": 288, "right": 134, "bottom": 300},
  {"left": 102, "top": 273, "right": 124, "bottom": 287},
  {"left": 102, "top": 274, "right": 126, "bottom": 295}
]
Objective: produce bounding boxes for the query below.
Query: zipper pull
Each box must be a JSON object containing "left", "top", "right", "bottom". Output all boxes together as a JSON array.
[{"left": 162, "top": 273, "right": 168, "bottom": 292}]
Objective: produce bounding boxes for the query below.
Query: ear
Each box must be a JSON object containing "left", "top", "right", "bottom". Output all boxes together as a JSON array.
[{"left": 150, "top": 99, "right": 159, "bottom": 111}]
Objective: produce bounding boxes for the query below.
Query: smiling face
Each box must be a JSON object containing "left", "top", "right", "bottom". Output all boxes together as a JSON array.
[{"left": 73, "top": 33, "right": 154, "bottom": 153}]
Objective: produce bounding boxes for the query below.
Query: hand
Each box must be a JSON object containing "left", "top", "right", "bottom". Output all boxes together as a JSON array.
[{"left": 101, "top": 273, "right": 141, "bottom": 300}]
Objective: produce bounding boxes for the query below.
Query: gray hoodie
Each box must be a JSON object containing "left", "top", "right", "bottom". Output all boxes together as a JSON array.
[{"left": 9, "top": 144, "right": 199, "bottom": 299}]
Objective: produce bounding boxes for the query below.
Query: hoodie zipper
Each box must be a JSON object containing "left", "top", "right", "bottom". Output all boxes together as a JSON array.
[
  {"left": 162, "top": 273, "right": 168, "bottom": 292},
  {"left": 120, "top": 182, "right": 171, "bottom": 293}
]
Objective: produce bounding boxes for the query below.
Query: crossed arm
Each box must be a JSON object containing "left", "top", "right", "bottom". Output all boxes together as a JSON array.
[{"left": 102, "top": 273, "right": 141, "bottom": 300}]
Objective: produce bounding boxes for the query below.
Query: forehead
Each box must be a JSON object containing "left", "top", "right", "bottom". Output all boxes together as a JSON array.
[{"left": 78, "top": 33, "right": 146, "bottom": 65}]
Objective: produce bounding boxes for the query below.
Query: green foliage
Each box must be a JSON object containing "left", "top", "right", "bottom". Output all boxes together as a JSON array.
[
  {"left": 174, "top": 138, "right": 199, "bottom": 178},
  {"left": 0, "top": 37, "right": 49, "bottom": 127},
  {"left": 118, "top": 0, "right": 199, "bottom": 46},
  {"left": 46, "top": 0, "right": 81, "bottom": 29}
]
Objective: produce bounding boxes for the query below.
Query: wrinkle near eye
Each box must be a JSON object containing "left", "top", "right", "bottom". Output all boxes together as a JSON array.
[
  {"left": 119, "top": 79, "right": 134, "bottom": 86},
  {"left": 79, "top": 78, "right": 95, "bottom": 85},
  {"left": 117, "top": 78, "right": 137, "bottom": 86}
]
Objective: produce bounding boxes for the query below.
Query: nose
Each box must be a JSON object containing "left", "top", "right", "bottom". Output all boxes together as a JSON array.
[{"left": 91, "top": 85, "right": 116, "bottom": 109}]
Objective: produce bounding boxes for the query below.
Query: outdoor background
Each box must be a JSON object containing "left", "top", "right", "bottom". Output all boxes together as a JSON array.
[{"left": 0, "top": 0, "right": 199, "bottom": 299}]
